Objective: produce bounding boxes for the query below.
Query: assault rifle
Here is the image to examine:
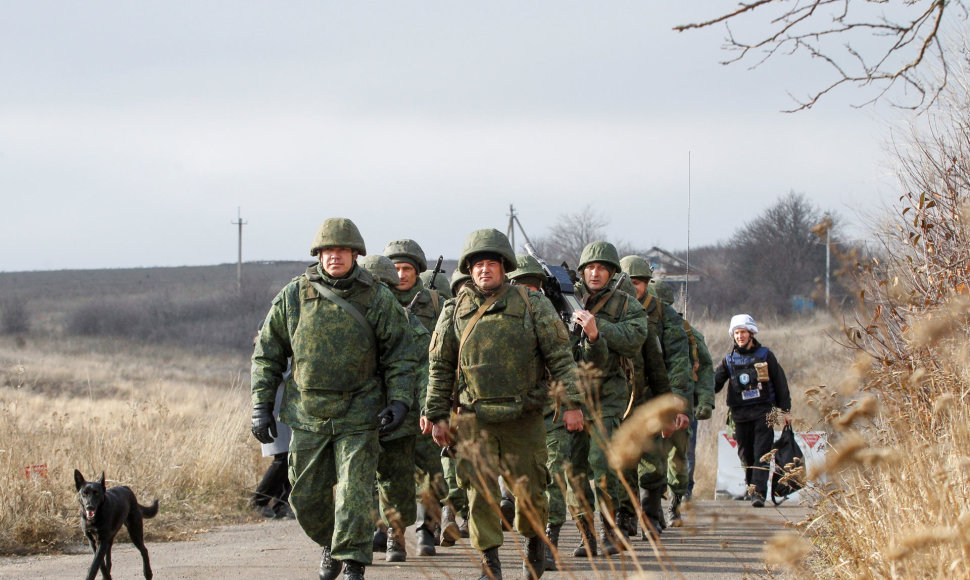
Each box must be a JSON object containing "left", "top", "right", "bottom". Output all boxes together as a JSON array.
[
  {"left": 523, "top": 242, "right": 585, "bottom": 336},
  {"left": 407, "top": 255, "right": 444, "bottom": 311}
]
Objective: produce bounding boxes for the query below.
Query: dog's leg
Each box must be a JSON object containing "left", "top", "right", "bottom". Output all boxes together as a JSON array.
[
  {"left": 127, "top": 515, "right": 153, "bottom": 579},
  {"left": 86, "top": 539, "right": 108, "bottom": 580}
]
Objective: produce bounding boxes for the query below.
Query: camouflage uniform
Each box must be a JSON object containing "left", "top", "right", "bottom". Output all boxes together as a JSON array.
[
  {"left": 251, "top": 219, "right": 417, "bottom": 572},
  {"left": 568, "top": 242, "right": 648, "bottom": 555},
  {"left": 686, "top": 325, "right": 715, "bottom": 499},
  {"left": 647, "top": 279, "right": 693, "bottom": 520},
  {"left": 425, "top": 229, "right": 582, "bottom": 578},
  {"left": 419, "top": 270, "right": 453, "bottom": 300},
  {"left": 383, "top": 240, "right": 449, "bottom": 554},
  {"left": 619, "top": 255, "right": 673, "bottom": 536}
]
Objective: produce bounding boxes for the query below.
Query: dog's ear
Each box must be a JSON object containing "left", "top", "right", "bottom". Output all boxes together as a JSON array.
[
  {"left": 74, "top": 469, "right": 85, "bottom": 491},
  {"left": 98, "top": 473, "right": 105, "bottom": 487}
]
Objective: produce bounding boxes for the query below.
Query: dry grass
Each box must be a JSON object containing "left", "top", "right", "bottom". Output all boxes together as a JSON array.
[{"left": 0, "top": 335, "right": 260, "bottom": 554}]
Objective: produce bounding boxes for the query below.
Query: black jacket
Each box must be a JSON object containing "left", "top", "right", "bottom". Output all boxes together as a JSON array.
[{"left": 714, "top": 337, "right": 791, "bottom": 422}]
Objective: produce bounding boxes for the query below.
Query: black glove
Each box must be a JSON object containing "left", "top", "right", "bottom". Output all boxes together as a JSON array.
[
  {"left": 251, "top": 402, "right": 277, "bottom": 444},
  {"left": 377, "top": 401, "right": 409, "bottom": 434}
]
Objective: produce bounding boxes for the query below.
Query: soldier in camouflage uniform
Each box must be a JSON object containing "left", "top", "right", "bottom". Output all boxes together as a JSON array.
[
  {"left": 647, "top": 279, "right": 693, "bottom": 526},
  {"left": 383, "top": 239, "right": 449, "bottom": 555},
  {"left": 357, "top": 254, "right": 428, "bottom": 563},
  {"left": 420, "top": 269, "right": 453, "bottom": 300},
  {"left": 618, "top": 255, "right": 683, "bottom": 538},
  {"left": 567, "top": 242, "right": 648, "bottom": 557},
  {"left": 426, "top": 229, "right": 585, "bottom": 580},
  {"left": 686, "top": 322, "right": 715, "bottom": 500},
  {"left": 251, "top": 218, "right": 417, "bottom": 580}
]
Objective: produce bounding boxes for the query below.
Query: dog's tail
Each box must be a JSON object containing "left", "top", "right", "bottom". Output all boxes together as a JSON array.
[{"left": 140, "top": 500, "right": 160, "bottom": 519}]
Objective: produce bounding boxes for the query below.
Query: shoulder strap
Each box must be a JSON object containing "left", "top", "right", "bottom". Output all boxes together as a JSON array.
[
  {"left": 514, "top": 285, "right": 533, "bottom": 318},
  {"left": 589, "top": 285, "right": 620, "bottom": 316},
  {"left": 429, "top": 290, "right": 441, "bottom": 315},
  {"left": 308, "top": 279, "right": 377, "bottom": 351}
]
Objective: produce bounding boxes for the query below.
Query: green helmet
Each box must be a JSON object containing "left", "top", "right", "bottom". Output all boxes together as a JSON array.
[
  {"left": 450, "top": 269, "right": 472, "bottom": 295},
  {"left": 511, "top": 254, "right": 544, "bottom": 278},
  {"left": 651, "top": 279, "right": 675, "bottom": 305},
  {"left": 310, "top": 217, "right": 366, "bottom": 257},
  {"left": 383, "top": 239, "right": 428, "bottom": 273},
  {"left": 620, "top": 255, "right": 654, "bottom": 281},
  {"left": 578, "top": 241, "right": 621, "bottom": 274},
  {"left": 614, "top": 272, "right": 636, "bottom": 296},
  {"left": 420, "top": 270, "right": 453, "bottom": 299},
  {"left": 458, "top": 228, "right": 516, "bottom": 274},
  {"left": 357, "top": 254, "right": 399, "bottom": 286}
]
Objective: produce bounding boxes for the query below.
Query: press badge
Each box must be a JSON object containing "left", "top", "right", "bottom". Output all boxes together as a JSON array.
[{"left": 739, "top": 371, "right": 761, "bottom": 400}]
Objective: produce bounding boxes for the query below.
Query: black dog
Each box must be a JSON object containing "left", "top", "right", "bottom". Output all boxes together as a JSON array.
[{"left": 74, "top": 469, "right": 159, "bottom": 580}]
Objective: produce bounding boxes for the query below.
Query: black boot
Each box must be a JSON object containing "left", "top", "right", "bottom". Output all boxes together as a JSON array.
[
  {"left": 342, "top": 560, "right": 365, "bottom": 580},
  {"left": 386, "top": 526, "right": 406, "bottom": 562},
  {"left": 440, "top": 505, "right": 461, "bottom": 547},
  {"left": 415, "top": 503, "right": 436, "bottom": 556},
  {"left": 500, "top": 495, "right": 515, "bottom": 532},
  {"left": 319, "top": 546, "right": 342, "bottom": 580},
  {"left": 543, "top": 524, "right": 561, "bottom": 571},
  {"left": 615, "top": 509, "right": 635, "bottom": 541},
  {"left": 372, "top": 526, "right": 387, "bottom": 552},
  {"left": 640, "top": 487, "right": 664, "bottom": 539},
  {"left": 572, "top": 515, "right": 598, "bottom": 557},
  {"left": 668, "top": 493, "right": 683, "bottom": 527},
  {"left": 523, "top": 534, "right": 545, "bottom": 579},
  {"left": 599, "top": 512, "right": 620, "bottom": 556},
  {"left": 479, "top": 546, "right": 502, "bottom": 580}
]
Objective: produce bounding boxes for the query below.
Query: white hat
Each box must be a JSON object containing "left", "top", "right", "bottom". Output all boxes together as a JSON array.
[{"left": 729, "top": 314, "right": 758, "bottom": 337}]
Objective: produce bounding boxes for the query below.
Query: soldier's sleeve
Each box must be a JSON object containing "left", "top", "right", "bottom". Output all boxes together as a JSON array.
[
  {"left": 594, "top": 294, "right": 648, "bottom": 359},
  {"left": 369, "top": 285, "right": 418, "bottom": 410},
  {"left": 642, "top": 327, "right": 671, "bottom": 397},
  {"left": 252, "top": 285, "right": 295, "bottom": 406},
  {"left": 425, "top": 299, "right": 459, "bottom": 423},
  {"left": 530, "top": 293, "right": 582, "bottom": 408},
  {"left": 693, "top": 328, "right": 716, "bottom": 409},
  {"left": 713, "top": 355, "right": 730, "bottom": 394},
  {"left": 660, "top": 304, "right": 691, "bottom": 403},
  {"left": 408, "top": 314, "right": 432, "bottom": 414}
]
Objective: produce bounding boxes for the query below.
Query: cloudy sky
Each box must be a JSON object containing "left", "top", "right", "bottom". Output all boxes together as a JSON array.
[{"left": 1, "top": 2, "right": 926, "bottom": 272}]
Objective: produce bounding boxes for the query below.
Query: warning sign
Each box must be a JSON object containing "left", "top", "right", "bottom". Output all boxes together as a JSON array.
[{"left": 716, "top": 430, "right": 826, "bottom": 501}]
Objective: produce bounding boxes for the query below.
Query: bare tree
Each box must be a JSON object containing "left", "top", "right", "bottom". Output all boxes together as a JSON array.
[
  {"left": 531, "top": 205, "right": 610, "bottom": 267},
  {"left": 676, "top": 1, "right": 965, "bottom": 111}
]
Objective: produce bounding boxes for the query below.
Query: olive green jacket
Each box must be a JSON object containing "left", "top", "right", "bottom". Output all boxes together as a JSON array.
[
  {"left": 632, "top": 293, "right": 672, "bottom": 404},
  {"left": 573, "top": 280, "right": 648, "bottom": 419},
  {"left": 252, "top": 263, "right": 417, "bottom": 434},
  {"left": 425, "top": 283, "right": 581, "bottom": 423},
  {"left": 391, "top": 278, "right": 442, "bottom": 334},
  {"left": 690, "top": 325, "right": 716, "bottom": 412}
]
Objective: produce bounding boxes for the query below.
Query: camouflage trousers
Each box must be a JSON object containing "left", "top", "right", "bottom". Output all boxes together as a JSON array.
[
  {"left": 288, "top": 426, "right": 379, "bottom": 565},
  {"left": 414, "top": 433, "right": 447, "bottom": 501},
  {"left": 636, "top": 433, "right": 668, "bottom": 492},
  {"left": 457, "top": 412, "right": 549, "bottom": 551},
  {"left": 544, "top": 416, "right": 570, "bottom": 527},
  {"left": 567, "top": 416, "right": 633, "bottom": 517},
  {"left": 664, "top": 425, "right": 691, "bottom": 497},
  {"left": 376, "top": 435, "right": 417, "bottom": 529}
]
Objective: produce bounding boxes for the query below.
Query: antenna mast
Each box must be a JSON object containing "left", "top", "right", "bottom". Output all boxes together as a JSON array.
[
  {"left": 231, "top": 207, "right": 247, "bottom": 292},
  {"left": 685, "top": 152, "right": 691, "bottom": 318}
]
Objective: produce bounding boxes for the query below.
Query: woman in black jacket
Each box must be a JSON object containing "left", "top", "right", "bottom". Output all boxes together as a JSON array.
[{"left": 713, "top": 314, "right": 792, "bottom": 507}]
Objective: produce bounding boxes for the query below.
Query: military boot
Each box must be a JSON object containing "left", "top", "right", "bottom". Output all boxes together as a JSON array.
[
  {"left": 440, "top": 505, "right": 461, "bottom": 547},
  {"left": 668, "top": 493, "right": 684, "bottom": 527},
  {"left": 459, "top": 514, "right": 470, "bottom": 538},
  {"left": 415, "top": 504, "right": 437, "bottom": 556},
  {"left": 372, "top": 525, "right": 387, "bottom": 552},
  {"left": 500, "top": 495, "right": 515, "bottom": 532},
  {"left": 342, "top": 560, "right": 365, "bottom": 580},
  {"left": 479, "top": 547, "right": 502, "bottom": 580},
  {"left": 615, "top": 509, "right": 634, "bottom": 542},
  {"left": 640, "top": 487, "right": 665, "bottom": 539},
  {"left": 319, "top": 546, "right": 342, "bottom": 580},
  {"left": 385, "top": 526, "right": 407, "bottom": 562},
  {"left": 572, "top": 515, "right": 598, "bottom": 557},
  {"left": 599, "top": 512, "right": 621, "bottom": 556},
  {"left": 543, "top": 524, "right": 561, "bottom": 571},
  {"left": 523, "top": 535, "right": 546, "bottom": 579}
]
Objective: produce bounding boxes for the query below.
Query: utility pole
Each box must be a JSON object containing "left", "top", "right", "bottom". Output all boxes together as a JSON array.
[
  {"left": 231, "top": 207, "right": 247, "bottom": 292},
  {"left": 506, "top": 204, "right": 533, "bottom": 253}
]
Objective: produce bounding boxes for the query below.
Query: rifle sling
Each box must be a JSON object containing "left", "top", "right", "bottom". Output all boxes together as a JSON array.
[{"left": 308, "top": 279, "right": 376, "bottom": 351}]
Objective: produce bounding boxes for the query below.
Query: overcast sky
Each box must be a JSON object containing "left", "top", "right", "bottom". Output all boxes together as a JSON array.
[{"left": 1, "top": 2, "right": 929, "bottom": 272}]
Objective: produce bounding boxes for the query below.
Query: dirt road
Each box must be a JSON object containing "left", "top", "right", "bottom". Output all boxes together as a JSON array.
[{"left": 0, "top": 499, "right": 807, "bottom": 579}]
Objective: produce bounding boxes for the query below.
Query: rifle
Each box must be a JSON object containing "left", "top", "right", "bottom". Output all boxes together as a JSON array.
[
  {"left": 523, "top": 242, "right": 585, "bottom": 336},
  {"left": 407, "top": 255, "right": 444, "bottom": 311}
]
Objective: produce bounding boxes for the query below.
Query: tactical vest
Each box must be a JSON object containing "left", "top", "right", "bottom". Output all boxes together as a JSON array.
[
  {"left": 724, "top": 346, "right": 775, "bottom": 408},
  {"left": 290, "top": 275, "right": 380, "bottom": 395},
  {"left": 453, "top": 285, "right": 541, "bottom": 421}
]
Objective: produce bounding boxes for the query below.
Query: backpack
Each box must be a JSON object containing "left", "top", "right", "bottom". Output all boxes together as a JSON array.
[{"left": 770, "top": 424, "right": 806, "bottom": 504}]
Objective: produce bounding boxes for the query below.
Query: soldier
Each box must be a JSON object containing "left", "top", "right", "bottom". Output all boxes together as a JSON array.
[
  {"left": 425, "top": 229, "right": 585, "bottom": 580},
  {"left": 647, "top": 279, "right": 693, "bottom": 526},
  {"left": 686, "top": 322, "right": 715, "bottom": 500},
  {"left": 420, "top": 269, "right": 453, "bottom": 300},
  {"left": 567, "top": 242, "right": 648, "bottom": 557},
  {"left": 251, "top": 218, "right": 417, "bottom": 580},
  {"left": 510, "top": 253, "right": 565, "bottom": 571},
  {"left": 382, "top": 239, "right": 449, "bottom": 555},
  {"left": 714, "top": 314, "right": 792, "bottom": 507},
  {"left": 357, "top": 255, "right": 428, "bottom": 563},
  {"left": 618, "top": 255, "right": 682, "bottom": 538}
]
